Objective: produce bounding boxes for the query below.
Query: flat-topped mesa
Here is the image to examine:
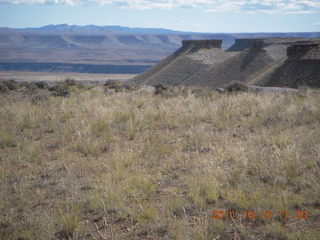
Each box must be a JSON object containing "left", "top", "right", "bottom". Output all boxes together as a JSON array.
[
  {"left": 287, "top": 41, "right": 319, "bottom": 59},
  {"left": 182, "top": 39, "right": 222, "bottom": 49},
  {"left": 227, "top": 38, "right": 264, "bottom": 51}
]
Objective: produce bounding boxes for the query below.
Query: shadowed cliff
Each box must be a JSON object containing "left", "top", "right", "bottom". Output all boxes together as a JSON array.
[{"left": 256, "top": 41, "right": 320, "bottom": 88}]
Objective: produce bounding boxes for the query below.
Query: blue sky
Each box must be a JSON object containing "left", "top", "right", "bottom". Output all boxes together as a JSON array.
[{"left": 0, "top": 0, "right": 320, "bottom": 33}]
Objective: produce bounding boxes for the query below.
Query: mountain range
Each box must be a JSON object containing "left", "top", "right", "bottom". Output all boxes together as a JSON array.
[{"left": 0, "top": 24, "right": 190, "bottom": 35}]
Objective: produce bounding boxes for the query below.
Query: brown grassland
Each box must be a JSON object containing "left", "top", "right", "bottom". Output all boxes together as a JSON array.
[{"left": 0, "top": 85, "right": 320, "bottom": 239}]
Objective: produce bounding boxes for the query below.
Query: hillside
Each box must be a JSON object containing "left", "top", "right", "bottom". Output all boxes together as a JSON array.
[
  {"left": 133, "top": 38, "right": 320, "bottom": 88},
  {"left": 133, "top": 40, "right": 237, "bottom": 86},
  {"left": 255, "top": 41, "right": 320, "bottom": 88}
]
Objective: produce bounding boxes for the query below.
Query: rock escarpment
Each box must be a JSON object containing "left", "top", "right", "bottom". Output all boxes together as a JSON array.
[
  {"left": 132, "top": 38, "right": 320, "bottom": 89},
  {"left": 227, "top": 38, "right": 263, "bottom": 52},
  {"left": 132, "top": 39, "right": 235, "bottom": 86},
  {"left": 182, "top": 39, "right": 222, "bottom": 49},
  {"left": 256, "top": 41, "right": 320, "bottom": 88}
]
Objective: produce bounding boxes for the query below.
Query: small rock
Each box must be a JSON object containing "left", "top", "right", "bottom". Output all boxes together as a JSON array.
[
  {"left": 154, "top": 83, "right": 168, "bottom": 95},
  {"left": 216, "top": 87, "right": 226, "bottom": 93},
  {"left": 140, "top": 85, "right": 155, "bottom": 93},
  {"left": 225, "top": 81, "right": 248, "bottom": 92}
]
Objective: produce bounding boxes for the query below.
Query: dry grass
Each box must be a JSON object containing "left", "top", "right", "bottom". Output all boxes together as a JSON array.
[{"left": 0, "top": 86, "right": 319, "bottom": 240}]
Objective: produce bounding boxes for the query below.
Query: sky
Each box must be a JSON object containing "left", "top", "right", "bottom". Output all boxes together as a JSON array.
[{"left": 0, "top": 0, "right": 320, "bottom": 33}]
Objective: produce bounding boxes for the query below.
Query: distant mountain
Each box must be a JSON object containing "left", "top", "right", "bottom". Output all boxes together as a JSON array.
[
  {"left": 0, "top": 24, "right": 190, "bottom": 35},
  {"left": 0, "top": 24, "right": 319, "bottom": 73},
  {"left": 1, "top": 24, "right": 320, "bottom": 37}
]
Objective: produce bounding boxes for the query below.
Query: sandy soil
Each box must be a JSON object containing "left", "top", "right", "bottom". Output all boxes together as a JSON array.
[{"left": 0, "top": 71, "right": 136, "bottom": 85}]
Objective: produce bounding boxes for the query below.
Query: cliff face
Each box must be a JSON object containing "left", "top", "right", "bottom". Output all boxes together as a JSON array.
[
  {"left": 181, "top": 40, "right": 222, "bottom": 49},
  {"left": 227, "top": 39, "right": 263, "bottom": 51},
  {"left": 256, "top": 42, "right": 320, "bottom": 88},
  {"left": 227, "top": 38, "right": 312, "bottom": 52},
  {"left": 287, "top": 42, "right": 320, "bottom": 59}
]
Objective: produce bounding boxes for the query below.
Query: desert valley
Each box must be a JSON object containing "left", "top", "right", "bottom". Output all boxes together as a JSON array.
[{"left": 1, "top": 14, "right": 320, "bottom": 240}]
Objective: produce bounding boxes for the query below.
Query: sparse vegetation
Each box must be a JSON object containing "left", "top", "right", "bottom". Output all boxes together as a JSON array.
[
  {"left": 224, "top": 81, "right": 249, "bottom": 93},
  {"left": 2, "top": 80, "right": 21, "bottom": 90},
  {"left": 0, "top": 85, "right": 319, "bottom": 239},
  {"left": 0, "top": 82, "right": 9, "bottom": 93},
  {"left": 34, "top": 81, "right": 49, "bottom": 89}
]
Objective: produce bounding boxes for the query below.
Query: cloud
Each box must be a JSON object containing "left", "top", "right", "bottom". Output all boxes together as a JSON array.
[
  {"left": 95, "top": 0, "right": 213, "bottom": 10},
  {"left": 1, "top": 0, "right": 320, "bottom": 14},
  {"left": 3, "top": 0, "right": 78, "bottom": 5},
  {"left": 205, "top": 0, "right": 320, "bottom": 14}
]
